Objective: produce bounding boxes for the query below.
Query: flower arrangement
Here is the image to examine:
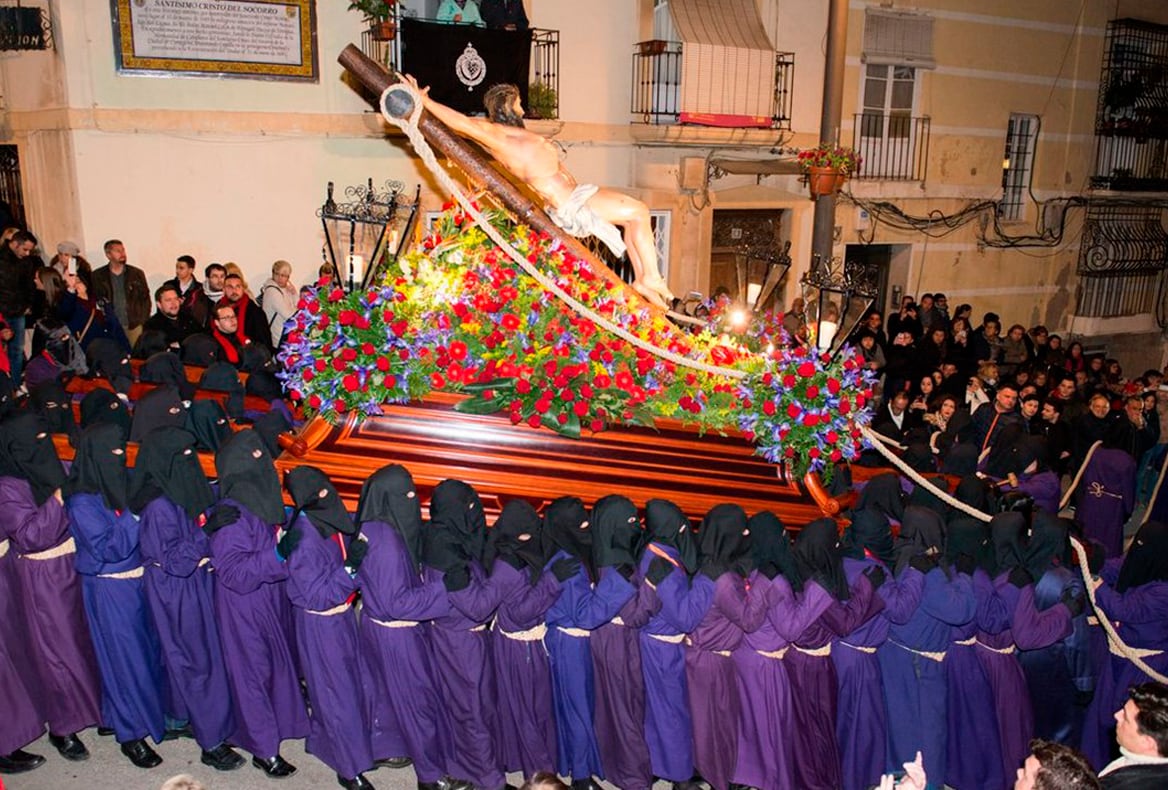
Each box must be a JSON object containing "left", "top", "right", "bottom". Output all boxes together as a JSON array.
[
  {"left": 279, "top": 206, "right": 875, "bottom": 479},
  {"left": 346, "top": 0, "right": 396, "bottom": 21},
  {"left": 797, "top": 143, "right": 862, "bottom": 177}
]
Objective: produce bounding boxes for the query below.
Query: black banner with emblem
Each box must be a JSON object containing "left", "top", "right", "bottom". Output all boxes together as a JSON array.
[
  {"left": 401, "top": 18, "right": 531, "bottom": 115},
  {"left": 0, "top": 7, "right": 47, "bottom": 51}
]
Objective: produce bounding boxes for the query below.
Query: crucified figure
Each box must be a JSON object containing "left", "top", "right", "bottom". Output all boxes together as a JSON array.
[{"left": 401, "top": 74, "right": 675, "bottom": 307}]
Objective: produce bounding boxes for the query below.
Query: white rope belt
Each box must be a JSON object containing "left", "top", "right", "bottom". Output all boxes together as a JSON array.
[
  {"left": 1109, "top": 640, "right": 1163, "bottom": 660},
  {"left": 0, "top": 539, "right": 8, "bottom": 559},
  {"left": 557, "top": 626, "right": 590, "bottom": 638},
  {"left": 647, "top": 632, "right": 685, "bottom": 644},
  {"left": 370, "top": 617, "right": 420, "bottom": 628},
  {"left": 839, "top": 641, "right": 878, "bottom": 654},
  {"left": 757, "top": 647, "right": 789, "bottom": 660},
  {"left": 307, "top": 601, "right": 351, "bottom": 616},
  {"left": 890, "top": 639, "right": 946, "bottom": 663},
  {"left": 97, "top": 566, "right": 144, "bottom": 580},
  {"left": 468, "top": 623, "right": 488, "bottom": 633},
  {"left": 793, "top": 643, "right": 832, "bottom": 657},
  {"left": 684, "top": 637, "right": 731, "bottom": 657},
  {"left": 22, "top": 536, "right": 76, "bottom": 561},
  {"left": 1087, "top": 616, "right": 1100, "bottom": 626},
  {"left": 975, "top": 640, "right": 1017, "bottom": 655},
  {"left": 611, "top": 616, "right": 626, "bottom": 626},
  {"left": 499, "top": 623, "right": 547, "bottom": 642},
  {"left": 954, "top": 636, "right": 978, "bottom": 646}
]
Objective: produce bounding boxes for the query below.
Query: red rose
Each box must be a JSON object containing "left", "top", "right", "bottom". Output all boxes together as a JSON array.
[
  {"left": 786, "top": 402, "right": 801, "bottom": 418},
  {"left": 314, "top": 358, "right": 327, "bottom": 372},
  {"left": 594, "top": 374, "right": 611, "bottom": 389},
  {"left": 559, "top": 388, "right": 575, "bottom": 402},
  {"left": 762, "top": 400, "right": 776, "bottom": 416},
  {"left": 527, "top": 414, "right": 542, "bottom": 429},
  {"left": 710, "top": 346, "right": 738, "bottom": 366},
  {"left": 615, "top": 371, "right": 634, "bottom": 390},
  {"left": 796, "top": 361, "right": 816, "bottom": 378},
  {"left": 825, "top": 430, "right": 839, "bottom": 444},
  {"left": 516, "top": 379, "right": 532, "bottom": 394},
  {"left": 806, "top": 385, "right": 820, "bottom": 399},
  {"left": 355, "top": 316, "right": 370, "bottom": 330},
  {"left": 589, "top": 419, "right": 604, "bottom": 432},
  {"left": 573, "top": 400, "right": 589, "bottom": 417},
  {"left": 762, "top": 372, "right": 774, "bottom": 385},
  {"left": 802, "top": 414, "right": 819, "bottom": 427},
  {"left": 331, "top": 357, "right": 346, "bottom": 372},
  {"left": 376, "top": 356, "right": 390, "bottom": 372},
  {"left": 333, "top": 399, "right": 347, "bottom": 412},
  {"left": 839, "top": 398, "right": 851, "bottom": 414},
  {"left": 544, "top": 360, "right": 558, "bottom": 377},
  {"left": 557, "top": 414, "right": 569, "bottom": 425},
  {"left": 308, "top": 394, "right": 321, "bottom": 409},
  {"left": 341, "top": 348, "right": 357, "bottom": 362},
  {"left": 449, "top": 341, "right": 468, "bottom": 361},
  {"left": 342, "top": 374, "right": 359, "bottom": 392},
  {"left": 827, "top": 378, "right": 841, "bottom": 395},
  {"left": 809, "top": 447, "right": 821, "bottom": 459},
  {"left": 782, "top": 373, "right": 796, "bottom": 388},
  {"left": 785, "top": 447, "right": 796, "bottom": 458},
  {"left": 338, "top": 310, "right": 356, "bottom": 326},
  {"left": 534, "top": 399, "right": 551, "bottom": 414},
  {"left": 391, "top": 321, "right": 409, "bottom": 336},
  {"left": 436, "top": 314, "right": 451, "bottom": 330},
  {"left": 430, "top": 373, "right": 446, "bottom": 389},
  {"left": 302, "top": 369, "right": 314, "bottom": 382},
  {"left": 361, "top": 342, "right": 375, "bottom": 355},
  {"left": 501, "top": 314, "right": 520, "bottom": 330},
  {"left": 384, "top": 375, "right": 396, "bottom": 388},
  {"left": 830, "top": 449, "right": 843, "bottom": 462}
]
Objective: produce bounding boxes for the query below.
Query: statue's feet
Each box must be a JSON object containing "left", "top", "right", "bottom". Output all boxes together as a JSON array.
[
  {"left": 632, "top": 280, "right": 669, "bottom": 309},
  {"left": 634, "top": 274, "right": 674, "bottom": 306}
]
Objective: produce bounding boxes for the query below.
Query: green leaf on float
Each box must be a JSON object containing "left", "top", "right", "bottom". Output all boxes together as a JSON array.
[
  {"left": 541, "top": 409, "right": 581, "bottom": 440},
  {"left": 454, "top": 394, "right": 508, "bottom": 415},
  {"left": 461, "top": 378, "right": 515, "bottom": 394}
]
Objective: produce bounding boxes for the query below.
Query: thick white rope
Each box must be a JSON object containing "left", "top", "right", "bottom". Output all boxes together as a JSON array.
[
  {"left": 1059, "top": 440, "right": 1102, "bottom": 512},
  {"left": 859, "top": 423, "right": 1168, "bottom": 681},
  {"left": 379, "top": 82, "right": 746, "bottom": 380}
]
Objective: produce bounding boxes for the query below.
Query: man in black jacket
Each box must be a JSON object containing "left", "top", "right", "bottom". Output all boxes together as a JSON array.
[
  {"left": 142, "top": 284, "right": 201, "bottom": 350},
  {"left": 0, "top": 229, "right": 37, "bottom": 384},
  {"left": 1100, "top": 682, "right": 1168, "bottom": 789},
  {"left": 221, "top": 273, "right": 272, "bottom": 353},
  {"left": 93, "top": 239, "right": 150, "bottom": 348}
]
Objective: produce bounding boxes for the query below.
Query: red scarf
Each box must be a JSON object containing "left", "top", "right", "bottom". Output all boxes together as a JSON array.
[
  {"left": 211, "top": 326, "right": 245, "bottom": 365},
  {"left": 232, "top": 297, "right": 252, "bottom": 343}
]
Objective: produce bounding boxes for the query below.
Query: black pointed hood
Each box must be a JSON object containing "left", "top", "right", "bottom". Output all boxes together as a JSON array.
[
  {"left": 894, "top": 504, "right": 945, "bottom": 575},
  {"left": 129, "top": 385, "right": 187, "bottom": 443},
  {"left": 590, "top": 494, "right": 642, "bottom": 569},
  {"left": 487, "top": 499, "right": 546, "bottom": 581},
  {"left": 543, "top": 495, "right": 594, "bottom": 579},
  {"left": 184, "top": 398, "right": 232, "bottom": 452},
  {"left": 428, "top": 478, "right": 487, "bottom": 563},
  {"left": 30, "top": 381, "right": 75, "bottom": 438},
  {"left": 215, "top": 429, "right": 285, "bottom": 525},
  {"left": 989, "top": 511, "right": 1027, "bottom": 575},
  {"left": 749, "top": 510, "right": 801, "bottom": 589},
  {"left": 645, "top": 498, "right": 698, "bottom": 575},
  {"left": 79, "top": 388, "right": 131, "bottom": 441},
  {"left": 698, "top": 503, "right": 750, "bottom": 575},
  {"left": 1025, "top": 511, "right": 1072, "bottom": 580},
  {"left": 842, "top": 508, "right": 896, "bottom": 566},
  {"left": 1117, "top": 520, "right": 1168, "bottom": 593},
  {"left": 794, "top": 517, "right": 849, "bottom": 599},
  {"left": 854, "top": 473, "right": 906, "bottom": 522},
  {"left": 1, "top": 411, "right": 66, "bottom": 504},
  {"left": 129, "top": 427, "right": 214, "bottom": 518},
  {"left": 65, "top": 422, "right": 129, "bottom": 511},
  {"left": 285, "top": 465, "right": 355, "bottom": 538},
  {"left": 357, "top": 463, "right": 425, "bottom": 570}
]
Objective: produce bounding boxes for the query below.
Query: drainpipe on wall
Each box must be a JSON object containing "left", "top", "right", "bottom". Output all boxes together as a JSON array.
[{"left": 810, "top": 0, "right": 849, "bottom": 267}]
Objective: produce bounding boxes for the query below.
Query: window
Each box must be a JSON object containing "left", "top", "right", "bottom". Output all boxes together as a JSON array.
[
  {"left": 583, "top": 211, "right": 671, "bottom": 284},
  {"left": 862, "top": 8, "right": 935, "bottom": 69},
  {"left": 1000, "top": 114, "right": 1038, "bottom": 221},
  {"left": 860, "top": 64, "right": 915, "bottom": 140}
]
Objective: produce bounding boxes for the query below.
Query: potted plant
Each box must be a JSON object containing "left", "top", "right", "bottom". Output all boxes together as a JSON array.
[
  {"left": 797, "top": 142, "right": 861, "bottom": 198},
  {"left": 526, "top": 80, "right": 558, "bottom": 121},
  {"left": 348, "top": 0, "right": 397, "bottom": 40}
]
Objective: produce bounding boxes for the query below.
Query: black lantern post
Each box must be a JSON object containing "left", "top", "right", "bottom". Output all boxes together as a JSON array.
[
  {"left": 799, "top": 253, "right": 878, "bottom": 359},
  {"left": 317, "top": 178, "right": 419, "bottom": 292}
]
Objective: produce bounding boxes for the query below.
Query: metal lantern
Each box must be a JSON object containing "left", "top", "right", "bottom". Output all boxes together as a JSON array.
[
  {"left": 318, "top": 178, "right": 420, "bottom": 292},
  {"left": 799, "top": 254, "right": 878, "bottom": 359}
]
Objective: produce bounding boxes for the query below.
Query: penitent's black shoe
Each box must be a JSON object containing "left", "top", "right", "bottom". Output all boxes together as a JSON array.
[
  {"left": 119, "top": 738, "right": 163, "bottom": 769},
  {"left": 0, "top": 749, "right": 46, "bottom": 774},
  {"left": 436, "top": 776, "right": 473, "bottom": 790},
  {"left": 338, "top": 773, "right": 376, "bottom": 790},
  {"left": 96, "top": 727, "right": 115, "bottom": 737},
  {"left": 253, "top": 754, "right": 297, "bottom": 778},
  {"left": 162, "top": 723, "right": 195, "bottom": 742},
  {"left": 571, "top": 779, "right": 603, "bottom": 790},
  {"left": 48, "top": 733, "right": 89, "bottom": 762},
  {"left": 375, "top": 756, "right": 413, "bottom": 769},
  {"left": 201, "top": 743, "right": 246, "bottom": 771}
]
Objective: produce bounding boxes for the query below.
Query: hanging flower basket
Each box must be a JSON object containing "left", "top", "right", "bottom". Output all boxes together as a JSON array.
[
  {"left": 806, "top": 166, "right": 847, "bottom": 198},
  {"left": 369, "top": 20, "right": 396, "bottom": 40}
]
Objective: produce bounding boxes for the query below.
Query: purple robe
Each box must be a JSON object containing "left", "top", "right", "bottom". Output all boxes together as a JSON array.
[
  {"left": 786, "top": 574, "right": 878, "bottom": 790},
  {"left": 0, "top": 477, "right": 101, "bottom": 736},
  {"left": 208, "top": 499, "right": 308, "bottom": 759},
  {"left": 945, "top": 569, "right": 1004, "bottom": 790},
  {"left": 1016, "top": 470, "right": 1062, "bottom": 518},
  {"left": 491, "top": 560, "right": 562, "bottom": 777},
  {"left": 638, "top": 545, "right": 712, "bottom": 784},
  {"left": 356, "top": 520, "right": 451, "bottom": 783},
  {"left": 878, "top": 566, "right": 975, "bottom": 783},
  {"left": 835, "top": 557, "right": 923, "bottom": 790},
  {"left": 67, "top": 492, "right": 165, "bottom": 744},
  {"left": 1082, "top": 559, "right": 1168, "bottom": 770},
  {"left": 139, "top": 495, "right": 234, "bottom": 751},
  {"left": 544, "top": 553, "right": 636, "bottom": 781},
  {"left": 733, "top": 576, "right": 831, "bottom": 790},
  {"left": 0, "top": 531, "right": 43, "bottom": 754},
  {"left": 285, "top": 517, "right": 372, "bottom": 780},
  {"left": 591, "top": 568, "right": 654, "bottom": 790},
  {"left": 685, "top": 572, "right": 771, "bottom": 790},
  {"left": 424, "top": 561, "right": 504, "bottom": 790},
  {"left": 1075, "top": 449, "right": 1136, "bottom": 560}
]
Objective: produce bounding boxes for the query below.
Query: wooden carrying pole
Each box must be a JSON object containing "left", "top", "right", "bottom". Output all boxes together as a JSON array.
[{"left": 337, "top": 45, "right": 658, "bottom": 307}]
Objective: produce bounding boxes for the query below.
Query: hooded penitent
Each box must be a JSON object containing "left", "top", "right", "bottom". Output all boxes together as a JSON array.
[
  {"left": 65, "top": 422, "right": 129, "bottom": 512},
  {"left": 485, "top": 499, "right": 546, "bottom": 583},
  {"left": 644, "top": 498, "right": 698, "bottom": 575},
  {"left": 1116, "top": 520, "right": 1168, "bottom": 593},
  {"left": 140, "top": 351, "right": 196, "bottom": 400},
  {"left": 357, "top": 463, "right": 425, "bottom": 570},
  {"left": 853, "top": 473, "right": 906, "bottom": 523},
  {"left": 989, "top": 511, "right": 1027, "bottom": 576},
  {"left": 30, "top": 380, "right": 76, "bottom": 437},
  {"left": 894, "top": 504, "right": 945, "bottom": 575},
  {"left": 698, "top": 503, "right": 750, "bottom": 578},
  {"left": 945, "top": 517, "right": 992, "bottom": 572},
  {"left": 590, "top": 494, "right": 643, "bottom": 570},
  {"left": 952, "top": 474, "right": 994, "bottom": 523},
  {"left": 128, "top": 427, "right": 214, "bottom": 518},
  {"left": 428, "top": 478, "right": 488, "bottom": 564},
  {"left": 79, "top": 388, "right": 131, "bottom": 440},
  {"left": 214, "top": 428, "right": 285, "bottom": 526},
  {"left": 129, "top": 385, "right": 187, "bottom": 444},
  {"left": 842, "top": 508, "right": 897, "bottom": 567},
  {"left": 1025, "top": 511, "right": 1073, "bottom": 581},
  {"left": 199, "top": 363, "right": 245, "bottom": 419},
  {"left": 86, "top": 338, "right": 133, "bottom": 395},
  {"left": 543, "top": 495, "right": 594, "bottom": 580},
  {"left": 795, "top": 517, "right": 849, "bottom": 599},
  {"left": 182, "top": 333, "right": 219, "bottom": 367},
  {"left": 285, "top": 465, "right": 356, "bottom": 538},
  {"left": 748, "top": 510, "right": 802, "bottom": 589},
  {"left": 908, "top": 477, "right": 951, "bottom": 521},
  {"left": 184, "top": 398, "right": 232, "bottom": 452},
  {"left": 1, "top": 410, "right": 66, "bottom": 504}
]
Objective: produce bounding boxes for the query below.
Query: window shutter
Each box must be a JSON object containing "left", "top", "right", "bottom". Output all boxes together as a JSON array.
[{"left": 863, "top": 8, "right": 935, "bottom": 70}]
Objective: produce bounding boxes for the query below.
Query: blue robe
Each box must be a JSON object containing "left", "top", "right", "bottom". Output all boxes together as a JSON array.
[
  {"left": 139, "top": 495, "right": 235, "bottom": 751},
  {"left": 491, "top": 560, "right": 562, "bottom": 777},
  {"left": 356, "top": 520, "right": 451, "bottom": 783},
  {"left": 67, "top": 491, "right": 165, "bottom": 744},
  {"left": 638, "top": 544, "right": 712, "bottom": 784},
  {"left": 285, "top": 517, "right": 372, "bottom": 780},
  {"left": 1082, "top": 559, "right": 1168, "bottom": 769},
  {"left": 0, "top": 528, "right": 43, "bottom": 754},
  {"left": 425, "top": 561, "right": 505, "bottom": 790},
  {"left": 544, "top": 552, "right": 635, "bottom": 781},
  {"left": 208, "top": 499, "right": 308, "bottom": 759},
  {"left": 0, "top": 477, "right": 101, "bottom": 737},
  {"left": 835, "top": 557, "right": 923, "bottom": 790},
  {"left": 878, "top": 566, "right": 975, "bottom": 787}
]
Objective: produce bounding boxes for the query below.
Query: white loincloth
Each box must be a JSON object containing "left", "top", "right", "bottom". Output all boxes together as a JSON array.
[{"left": 547, "top": 184, "right": 628, "bottom": 259}]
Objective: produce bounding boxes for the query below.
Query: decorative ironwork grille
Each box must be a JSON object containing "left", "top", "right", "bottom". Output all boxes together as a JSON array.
[{"left": 0, "top": 145, "right": 27, "bottom": 229}]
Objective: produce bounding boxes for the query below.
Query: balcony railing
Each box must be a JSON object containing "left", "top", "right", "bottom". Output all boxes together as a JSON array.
[
  {"left": 630, "top": 42, "right": 794, "bottom": 129},
  {"left": 851, "top": 113, "right": 930, "bottom": 182},
  {"left": 361, "top": 19, "right": 560, "bottom": 120}
]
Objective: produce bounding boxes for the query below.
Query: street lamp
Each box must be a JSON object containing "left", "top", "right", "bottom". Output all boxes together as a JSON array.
[
  {"left": 318, "top": 178, "right": 419, "bottom": 292},
  {"left": 800, "top": 253, "right": 878, "bottom": 358},
  {"left": 736, "top": 240, "right": 792, "bottom": 313}
]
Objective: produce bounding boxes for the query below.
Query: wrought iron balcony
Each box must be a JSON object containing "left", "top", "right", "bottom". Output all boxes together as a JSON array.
[
  {"left": 630, "top": 41, "right": 794, "bottom": 129},
  {"left": 851, "top": 113, "right": 931, "bottom": 182},
  {"left": 361, "top": 20, "right": 560, "bottom": 121}
]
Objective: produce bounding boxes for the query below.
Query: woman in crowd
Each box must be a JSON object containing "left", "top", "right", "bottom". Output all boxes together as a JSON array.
[
  {"left": 49, "top": 261, "right": 131, "bottom": 352},
  {"left": 259, "top": 259, "right": 298, "bottom": 349}
]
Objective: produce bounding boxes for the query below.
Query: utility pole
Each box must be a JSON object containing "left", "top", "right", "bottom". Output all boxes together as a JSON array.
[{"left": 810, "top": 0, "right": 849, "bottom": 268}]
